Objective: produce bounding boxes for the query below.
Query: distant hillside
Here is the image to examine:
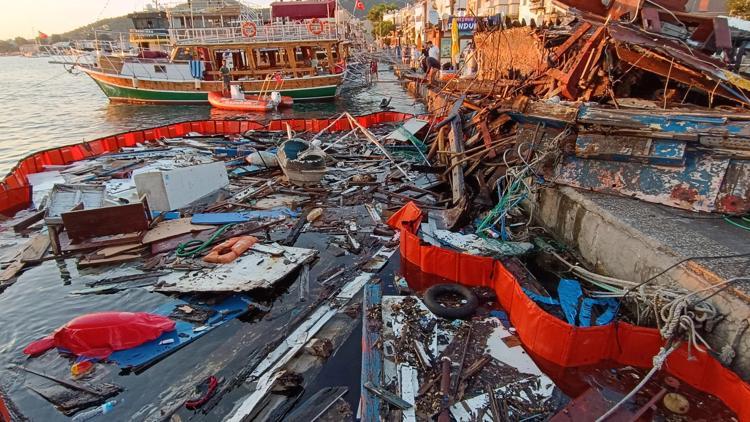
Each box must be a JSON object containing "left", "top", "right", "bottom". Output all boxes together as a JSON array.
[{"left": 58, "top": 15, "right": 134, "bottom": 40}]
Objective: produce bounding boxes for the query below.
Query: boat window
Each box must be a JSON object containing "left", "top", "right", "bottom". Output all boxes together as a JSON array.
[{"left": 154, "top": 65, "right": 167, "bottom": 73}]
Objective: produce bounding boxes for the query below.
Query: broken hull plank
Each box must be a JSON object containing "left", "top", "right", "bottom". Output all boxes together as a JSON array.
[
  {"left": 361, "top": 281, "right": 383, "bottom": 422},
  {"left": 555, "top": 152, "right": 731, "bottom": 213},
  {"left": 153, "top": 244, "right": 317, "bottom": 292},
  {"left": 109, "top": 295, "right": 251, "bottom": 371}
]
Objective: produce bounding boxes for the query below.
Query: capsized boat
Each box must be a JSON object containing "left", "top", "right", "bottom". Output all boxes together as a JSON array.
[{"left": 277, "top": 139, "right": 327, "bottom": 186}]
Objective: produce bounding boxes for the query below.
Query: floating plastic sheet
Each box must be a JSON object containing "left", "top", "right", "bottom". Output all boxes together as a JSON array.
[{"left": 23, "top": 312, "right": 175, "bottom": 359}]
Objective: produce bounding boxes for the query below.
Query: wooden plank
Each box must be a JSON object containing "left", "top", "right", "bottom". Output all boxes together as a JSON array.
[
  {"left": 94, "top": 243, "right": 143, "bottom": 258},
  {"left": 478, "top": 121, "right": 496, "bottom": 159},
  {"left": 361, "top": 281, "right": 383, "bottom": 422},
  {"left": 78, "top": 254, "right": 141, "bottom": 268},
  {"left": 62, "top": 202, "right": 149, "bottom": 242},
  {"left": 142, "top": 218, "right": 214, "bottom": 244},
  {"left": 12, "top": 209, "right": 46, "bottom": 232},
  {"left": 20, "top": 234, "right": 50, "bottom": 264},
  {"left": 449, "top": 117, "right": 466, "bottom": 205},
  {"left": 0, "top": 261, "right": 25, "bottom": 284}
]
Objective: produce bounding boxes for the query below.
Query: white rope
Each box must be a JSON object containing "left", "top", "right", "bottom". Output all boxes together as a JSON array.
[{"left": 596, "top": 343, "right": 679, "bottom": 421}]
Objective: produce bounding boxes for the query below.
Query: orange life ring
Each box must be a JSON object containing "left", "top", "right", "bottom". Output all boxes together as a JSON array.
[
  {"left": 203, "top": 236, "right": 257, "bottom": 264},
  {"left": 307, "top": 18, "right": 324, "bottom": 35},
  {"left": 241, "top": 21, "right": 257, "bottom": 38}
]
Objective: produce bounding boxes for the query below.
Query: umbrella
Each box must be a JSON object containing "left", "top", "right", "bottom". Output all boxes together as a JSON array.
[{"left": 451, "top": 18, "right": 460, "bottom": 66}]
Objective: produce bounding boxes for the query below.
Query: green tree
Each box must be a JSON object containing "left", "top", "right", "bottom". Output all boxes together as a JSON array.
[
  {"left": 13, "top": 36, "right": 28, "bottom": 46},
  {"left": 729, "top": 0, "right": 750, "bottom": 19},
  {"left": 0, "top": 40, "right": 17, "bottom": 53},
  {"left": 373, "top": 20, "right": 396, "bottom": 40},
  {"left": 367, "top": 3, "right": 398, "bottom": 23}
]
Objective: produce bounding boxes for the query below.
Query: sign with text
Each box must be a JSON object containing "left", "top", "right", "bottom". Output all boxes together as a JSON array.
[{"left": 442, "top": 16, "right": 476, "bottom": 33}]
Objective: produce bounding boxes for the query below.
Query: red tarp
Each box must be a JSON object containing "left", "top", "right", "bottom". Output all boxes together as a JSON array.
[
  {"left": 387, "top": 202, "right": 750, "bottom": 421},
  {"left": 271, "top": 0, "right": 336, "bottom": 20},
  {"left": 23, "top": 312, "right": 176, "bottom": 359}
]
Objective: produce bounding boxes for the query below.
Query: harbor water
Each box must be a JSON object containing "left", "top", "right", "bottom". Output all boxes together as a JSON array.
[
  {"left": 0, "top": 55, "right": 424, "bottom": 421},
  {"left": 0, "top": 56, "right": 422, "bottom": 176}
]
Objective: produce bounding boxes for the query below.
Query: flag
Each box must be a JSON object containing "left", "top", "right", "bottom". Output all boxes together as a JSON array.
[
  {"left": 355, "top": 0, "right": 365, "bottom": 10},
  {"left": 37, "top": 31, "right": 48, "bottom": 40},
  {"left": 274, "top": 72, "right": 283, "bottom": 83}
]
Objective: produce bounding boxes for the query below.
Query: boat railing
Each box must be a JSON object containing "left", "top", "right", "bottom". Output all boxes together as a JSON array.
[
  {"left": 129, "top": 29, "right": 172, "bottom": 45},
  {"left": 169, "top": 21, "right": 339, "bottom": 45}
]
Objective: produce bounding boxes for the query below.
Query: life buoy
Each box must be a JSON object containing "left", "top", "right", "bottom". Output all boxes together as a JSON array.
[
  {"left": 241, "top": 21, "right": 257, "bottom": 38},
  {"left": 203, "top": 236, "right": 257, "bottom": 264},
  {"left": 307, "top": 18, "right": 324, "bottom": 35}
]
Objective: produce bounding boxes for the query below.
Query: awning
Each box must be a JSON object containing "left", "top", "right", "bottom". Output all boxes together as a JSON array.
[{"left": 271, "top": 0, "right": 336, "bottom": 20}]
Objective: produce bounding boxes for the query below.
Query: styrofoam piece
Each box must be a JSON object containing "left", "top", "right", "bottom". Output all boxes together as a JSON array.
[
  {"left": 134, "top": 162, "right": 229, "bottom": 212},
  {"left": 399, "top": 364, "right": 418, "bottom": 422}
]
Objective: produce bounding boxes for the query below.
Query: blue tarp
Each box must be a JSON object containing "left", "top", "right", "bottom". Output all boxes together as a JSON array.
[
  {"left": 109, "top": 295, "right": 252, "bottom": 370},
  {"left": 191, "top": 207, "right": 299, "bottom": 225},
  {"left": 523, "top": 278, "right": 618, "bottom": 327}
]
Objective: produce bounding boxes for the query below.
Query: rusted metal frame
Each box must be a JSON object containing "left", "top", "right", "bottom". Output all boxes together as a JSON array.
[
  {"left": 550, "top": 25, "right": 607, "bottom": 100},
  {"left": 614, "top": 43, "right": 749, "bottom": 106},
  {"left": 664, "top": 58, "right": 675, "bottom": 109},
  {"left": 552, "top": 22, "right": 593, "bottom": 61}
]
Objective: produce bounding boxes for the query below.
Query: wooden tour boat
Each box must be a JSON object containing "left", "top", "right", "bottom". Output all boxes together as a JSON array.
[{"left": 73, "top": 0, "right": 352, "bottom": 104}]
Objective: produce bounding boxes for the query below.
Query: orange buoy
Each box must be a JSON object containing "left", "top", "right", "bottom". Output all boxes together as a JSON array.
[
  {"left": 203, "top": 236, "right": 258, "bottom": 264},
  {"left": 307, "top": 18, "right": 324, "bottom": 35},
  {"left": 241, "top": 21, "right": 257, "bottom": 38}
]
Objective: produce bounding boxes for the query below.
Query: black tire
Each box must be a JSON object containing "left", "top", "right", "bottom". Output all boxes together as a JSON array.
[{"left": 423, "top": 283, "right": 479, "bottom": 319}]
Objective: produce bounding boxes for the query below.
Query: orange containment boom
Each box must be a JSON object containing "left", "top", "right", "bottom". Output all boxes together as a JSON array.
[
  {"left": 0, "top": 111, "right": 419, "bottom": 216},
  {"left": 387, "top": 201, "right": 750, "bottom": 420}
]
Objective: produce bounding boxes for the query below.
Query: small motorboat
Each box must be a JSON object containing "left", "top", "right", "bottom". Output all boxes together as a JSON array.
[
  {"left": 208, "top": 91, "right": 275, "bottom": 112},
  {"left": 208, "top": 86, "right": 293, "bottom": 112}
]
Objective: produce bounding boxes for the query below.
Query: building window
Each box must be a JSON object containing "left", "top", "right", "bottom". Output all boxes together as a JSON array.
[{"left": 154, "top": 65, "right": 167, "bottom": 73}]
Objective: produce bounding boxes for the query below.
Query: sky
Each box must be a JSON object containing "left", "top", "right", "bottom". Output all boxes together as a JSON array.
[{"left": 0, "top": 0, "right": 271, "bottom": 40}]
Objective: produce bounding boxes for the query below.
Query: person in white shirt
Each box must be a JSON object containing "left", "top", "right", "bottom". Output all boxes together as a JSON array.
[{"left": 428, "top": 41, "right": 440, "bottom": 61}]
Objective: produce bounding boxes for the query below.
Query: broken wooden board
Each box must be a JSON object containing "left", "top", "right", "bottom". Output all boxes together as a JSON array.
[
  {"left": 62, "top": 202, "right": 149, "bottom": 243},
  {"left": 141, "top": 218, "right": 213, "bottom": 244},
  {"left": 59, "top": 231, "right": 144, "bottom": 253},
  {"left": 154, "top": 244, "right": 318, "bottom": 293},
  {"left": 78, "top": 254, "right": 141, "bottom": 268},
  {"left": 19, "top": 234, "right": 51, "bottom": 264},
  {"left": 93, "top": 243, "right": 143, "bottom": 258}
]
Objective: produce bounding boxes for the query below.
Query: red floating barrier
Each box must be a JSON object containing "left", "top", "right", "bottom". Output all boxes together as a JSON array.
[{"left": 387, "top": 201, "right": 750, "bottom": 420}]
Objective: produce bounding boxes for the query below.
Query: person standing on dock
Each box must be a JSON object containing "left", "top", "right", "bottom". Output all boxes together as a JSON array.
[
  {"left": 220, "top": 60, "right": 231, "bottom": 96},
  {"left": 370, "top": 60, "right": 378, "bottom": 81}
]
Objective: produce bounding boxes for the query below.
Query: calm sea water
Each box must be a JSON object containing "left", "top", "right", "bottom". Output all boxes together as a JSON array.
[
  {"left": 0, "top": 56, "right": 423, "bottom": 176},
  {"left": 0, "top": 55, "right": 423, "bottom": 421}
]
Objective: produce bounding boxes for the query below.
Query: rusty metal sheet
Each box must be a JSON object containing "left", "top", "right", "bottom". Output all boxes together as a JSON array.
[
  {"left": 575, "top": 134, "right": 686, "bottom": 166},
  {"left": 555, "top": 152, "right": 731, "bottom": 212}
]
